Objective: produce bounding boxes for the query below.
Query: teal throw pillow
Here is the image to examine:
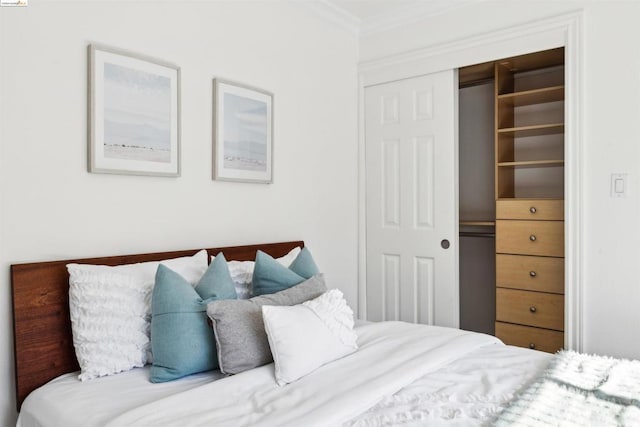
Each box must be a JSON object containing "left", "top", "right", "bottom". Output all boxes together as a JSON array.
[
  {"left": 150, "top": 253, "right": 237, "bottom": 383},
  {"left": 252, "top": 247, "right": 319, "bottom": 296}
]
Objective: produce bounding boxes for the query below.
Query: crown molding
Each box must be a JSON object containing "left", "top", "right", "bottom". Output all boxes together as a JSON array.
[
  {"left": 303, "top": 0, "right": 483, "bottom": 38},
  {"left": 300, "top": 0, "right": 361, "bottom": 37},
  {"left": 360, "top": 0, "right": 481, "bottom": 36}
]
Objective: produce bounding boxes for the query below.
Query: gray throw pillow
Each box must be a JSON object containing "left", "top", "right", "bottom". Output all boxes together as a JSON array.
[{"left": 207, "top": 274, "right": 327, "bottom": 375}]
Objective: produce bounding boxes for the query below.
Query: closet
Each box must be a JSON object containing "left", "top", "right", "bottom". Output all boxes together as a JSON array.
[{"left": 459, "top": 48, "right": 565, "bottom": 353}]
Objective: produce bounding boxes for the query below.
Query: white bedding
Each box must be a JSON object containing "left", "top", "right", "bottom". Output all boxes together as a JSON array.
[{"left": 18, "top": 321, "right": 551, "bottom": 427}]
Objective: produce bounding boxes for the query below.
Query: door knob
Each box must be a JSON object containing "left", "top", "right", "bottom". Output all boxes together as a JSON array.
[{"left": 441, "top": 239, "right": 450, "bottom": 249}]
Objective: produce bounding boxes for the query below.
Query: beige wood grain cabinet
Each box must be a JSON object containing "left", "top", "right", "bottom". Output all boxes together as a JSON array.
[{"left": 494, "top": 48, "right": 565, "bottom": 353}]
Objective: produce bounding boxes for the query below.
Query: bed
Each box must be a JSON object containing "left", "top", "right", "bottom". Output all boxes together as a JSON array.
[{"left": 11, "top": 241, "right": 640, "bottom": 426}]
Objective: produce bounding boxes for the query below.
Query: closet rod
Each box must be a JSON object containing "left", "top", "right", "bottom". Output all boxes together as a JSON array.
[
  {"left": 459, "top": 232, "right": 495, "bottom": 238},
  {"left": 459, "top": 77, "right": 494, "bottom": 89}
]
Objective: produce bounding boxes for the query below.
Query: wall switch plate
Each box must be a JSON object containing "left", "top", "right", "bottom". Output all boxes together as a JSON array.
[{"left": 611, "top": 173, "right": 628, "bottom": 198}]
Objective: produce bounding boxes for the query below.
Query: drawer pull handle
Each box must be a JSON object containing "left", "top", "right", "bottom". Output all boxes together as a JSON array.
[
  {"left": 530, "top": 207, "right": 537, "bottom": 214},
  {"left": 529, "top": 234, "right": 537, "bottom": 242},
  {"left": 530, "top": 271, "right": 537, "bottom": 278},
  {"left": 529, "top": 343, "right": 536, "bottom": 349},
  {"left": 529, "top": 306, "right": 537, "bottom": 313}
]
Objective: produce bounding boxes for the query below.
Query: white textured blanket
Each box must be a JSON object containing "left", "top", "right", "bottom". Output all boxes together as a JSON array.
[
  {"left": 494, "top": 350, "right": 640, "bottom": 426},
  {"left": 105, "top": 321, "right": 500, "bottom": 427}
]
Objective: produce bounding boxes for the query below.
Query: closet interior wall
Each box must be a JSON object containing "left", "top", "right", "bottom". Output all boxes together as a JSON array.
[{"left": 458, "top": 78, "right": 495, "bottom": 335}]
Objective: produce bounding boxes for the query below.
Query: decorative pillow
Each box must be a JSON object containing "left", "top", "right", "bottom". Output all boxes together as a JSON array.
[
  {"left": 67, "top": 250, "right": 208, "bottom": 381},
  {"left": 206, "top": 274, "right": 327, "bottom": 375},
  {"left": 252, "top": 247, "right": 319, "bottom": 296},
  {"left": 212, "top": 247, "right": 301, "bottom": 299},
  {"left": 150, "top": 254, "right": 237, "bottom": 383},
  {"left": 262, "top": 289, "right": 358, "bottom": 385}
]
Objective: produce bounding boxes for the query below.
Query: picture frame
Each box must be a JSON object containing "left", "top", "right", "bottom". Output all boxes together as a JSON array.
[
  {"left": 213, "top": 78, "right": 273, "bottom": 183},
  {"left": 88, "top": 44, "right": 180, "bottom": 177}
]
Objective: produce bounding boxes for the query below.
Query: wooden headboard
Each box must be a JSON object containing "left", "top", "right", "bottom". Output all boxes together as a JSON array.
[{"left": 10, "top": 240, "right": 304, "bottom": 410}]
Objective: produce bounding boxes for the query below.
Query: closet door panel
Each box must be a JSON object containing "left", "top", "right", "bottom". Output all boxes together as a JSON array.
[{"left": 365, "top": 70, "right": 458, "bottom": 327}]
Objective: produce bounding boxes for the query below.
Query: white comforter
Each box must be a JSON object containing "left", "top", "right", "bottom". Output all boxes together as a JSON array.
[{"left": 18, "top": 321, "right": 551, "bottom": 427}]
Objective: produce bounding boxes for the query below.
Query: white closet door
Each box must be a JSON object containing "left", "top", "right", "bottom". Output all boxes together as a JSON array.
[{"left": 365, "top": 70, "right": 458, "bottom": 328}]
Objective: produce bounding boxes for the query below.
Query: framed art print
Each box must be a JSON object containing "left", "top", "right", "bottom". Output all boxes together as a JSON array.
[
  {"left": 88, "top": 44, "right": 180, "bottom": 177},
  {"left": 213, "top": 79, "right": 273, "bottom": 183}
]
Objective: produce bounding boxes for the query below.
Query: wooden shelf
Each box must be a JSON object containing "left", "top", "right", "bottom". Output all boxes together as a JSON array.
[
  {"left": 496, "top": 48, "right": 564, "bottom": 81},
  {"left": 460, "top": 221, "right": 496, "bottom": 227},
  {"left": 496, "top": 197, "right": 563, "bottom": 201},
  {"left": 459, "top": 61, "right": 495, "bottom": 87},
  {"left": 498, "top": 86, "right": 564, "bottom": 107},
  {"left": 497, "top": 160, "right": 564, "bottom": 168},
  {"left": 497, "top": 123, "right": 564, "bottom": 138}
]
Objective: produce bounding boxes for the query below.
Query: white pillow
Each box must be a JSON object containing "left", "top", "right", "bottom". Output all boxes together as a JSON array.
[
  {"left": 262, "top": 289, "right": 358, "bottom": 385},
  {"left": 67, "top": 250, "right": 208, "bottom": 381},
  {"left": 213, "top": 247, "right": 301, "bottom": 299}
]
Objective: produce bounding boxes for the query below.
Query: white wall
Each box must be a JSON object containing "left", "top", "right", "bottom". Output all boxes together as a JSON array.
[
  {"left": 0, "top": 1, "right": 358, "bottom": 423},
  {"left": 361, "top": 1, "right": 640, "bottom": 360}
]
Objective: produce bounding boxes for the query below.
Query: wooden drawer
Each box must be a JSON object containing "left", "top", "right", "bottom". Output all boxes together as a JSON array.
[
  {"left": 496, "top": 288, "right": 564, "bottom": 331},
  {"left": 496, "top": 254, "right": 564, "bottom": 294},
  {"left": 496, "top": 220, "right": 564, "bottom": 257},
  {"left": 497, "top": 199, "right": 564, "bottom": 221},
  {"left": 496, "top": 322, "right": 564, "bottom": 353}
]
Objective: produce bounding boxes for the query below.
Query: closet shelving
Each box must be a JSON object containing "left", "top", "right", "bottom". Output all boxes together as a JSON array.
[
  {"left": 497, "top": 160, "right": 564, "bottom": 168},
  {"left": 493, "top": 47, "right": 566, "bottom": 353},
  {"left": 495, "top": 48, "right": 565, "bottom": 199},
  {"left": 459, "top": 48, "right": 565, "bottom": 352},
  {"left": 497, "top": 85, "right": 565, "bottom": 107},
  {"left": 497, "top": 123, "right": 564, "bottom": 138},
  {"left": 459, "top": 47, "right": 566, "bottom": 353}
]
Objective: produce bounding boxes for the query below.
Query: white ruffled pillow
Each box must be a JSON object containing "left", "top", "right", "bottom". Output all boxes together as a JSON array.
[
  {"left": 213, "top": 247, "right": 301, "bottom": 299},
  {"left": 67, "top": 250, "right": 208, "bottom": 381},
  {"left": 262, "top": 289, "right": 358, "bottom": 385}
]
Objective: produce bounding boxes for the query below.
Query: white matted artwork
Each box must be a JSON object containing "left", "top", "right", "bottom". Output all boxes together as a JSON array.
[
  {"left": 213, "top": 79, "right": 273, "bottom": 183},
  {"left": 88, "top": 44, "right": 180, "bottom": 177}
]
